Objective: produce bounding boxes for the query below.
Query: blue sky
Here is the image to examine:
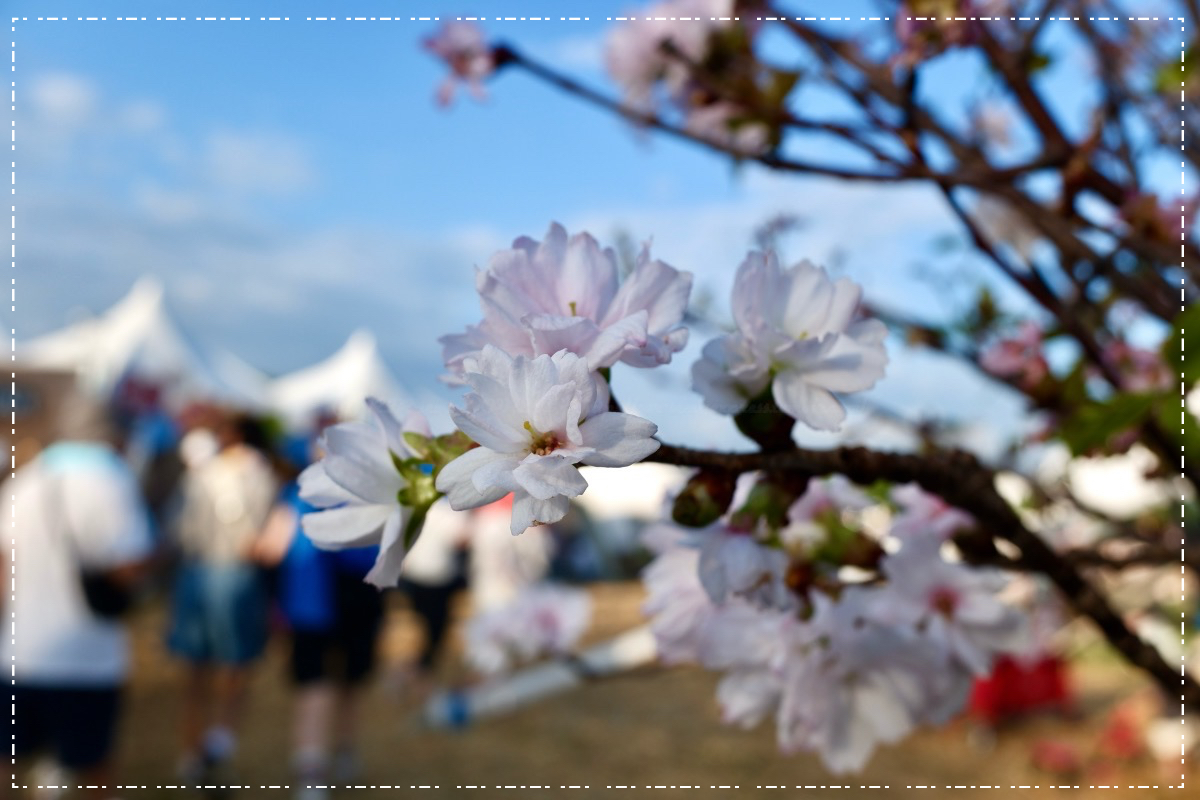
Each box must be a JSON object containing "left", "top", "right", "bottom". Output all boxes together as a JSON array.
[{"left": 8, "top": 0, "right": 1183, "bottom": 453}]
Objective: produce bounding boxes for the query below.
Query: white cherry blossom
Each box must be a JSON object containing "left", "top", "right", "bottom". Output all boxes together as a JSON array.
[
  {"left": 692, "top": 250, "right": 888, "bottom": 431},
  {"left": 299, "top": 398, "right": 431, "bottom": 588},
  {"left": 465, "top": 582, "right": 592, "bottom": 675},
  {"left": 440, "top": 223, "right": 692, "bottom": 379},
  {"left": 435, "top": 346, "right": 661, "bottom": 534}
]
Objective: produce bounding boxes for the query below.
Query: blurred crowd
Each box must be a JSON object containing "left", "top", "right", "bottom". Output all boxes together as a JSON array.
[{"left": 2, "top": 379, "right": 593, "bottom": 800}]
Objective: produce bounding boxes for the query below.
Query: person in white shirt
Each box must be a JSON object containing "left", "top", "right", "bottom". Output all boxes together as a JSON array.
[
  {"left": 165, "top": 411, "right": 279, "bottom": 784},
  {"left": 3, "top": 397, "right": 153, "bottom": 799}
]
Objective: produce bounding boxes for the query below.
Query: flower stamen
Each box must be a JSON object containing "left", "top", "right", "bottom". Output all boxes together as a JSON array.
[{"left": 524, "top": 420, "right": 562, "bottom": 456}]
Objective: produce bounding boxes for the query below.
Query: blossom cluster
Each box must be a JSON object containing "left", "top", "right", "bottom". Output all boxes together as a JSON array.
[
  {"left": 604, "top": 0, "right": 771, "bottom": 156},
  {"left": 297, "top": 218, "right": 890, "bottom": 594},
  {"left": 642, "top": 477, "right": 1025, "bottom": 772}
]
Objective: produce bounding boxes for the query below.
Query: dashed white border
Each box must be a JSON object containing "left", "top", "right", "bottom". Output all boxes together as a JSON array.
[{"left": 2, "top": 12, "right": 1190, "bottom": 796}]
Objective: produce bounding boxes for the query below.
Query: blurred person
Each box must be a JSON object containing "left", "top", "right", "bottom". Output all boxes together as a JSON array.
[
  {"left": 254, "top": 453, "right": 385, "bottom": 800},
  {"left": 114, "top": 378, "right": 183, "bottom": 539},
  {"left": 395, "top": 498, "right": 471, "bottom": 694},
  {"left": 166, "top": 412, "right": 279, "bottom": 785},
  {"left": 2, "top": 394, "right": 153, "bottom": 799}
]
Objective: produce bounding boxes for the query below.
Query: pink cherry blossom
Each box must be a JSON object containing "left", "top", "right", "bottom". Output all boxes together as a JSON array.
[
  {"left": 878, "top": 546, "right": 1026, "bottom": 676},
  {"left": 1103, "top": 339, "right": 1172, "bottom": 393},
  {"left": 692, "top": 250, "right": 888, "bottom": 431},
  {"left": 888, "top": 483, "right": 974, "bottom": 546},
  {"left": 441, "top": 223, "right": 692, "bottom": 379},
  {"left": 696, "top": 528, "right": 795, "bottom": 610},
  {"left": 606, "top": 0, "right": 735, "bottom": 110},
  {"left": 979, "top": 320, "right": 1049, "bottom": 390},
  {"left": 640, "top": 538, "right": 716, "bottom": 665},
  {"left": 775, "top": 590, "right": 930, "bottom": 772},
  {"left": 423, "top": 21, "right": 496, "bottom": 107},
  {"left": 684, "top": 102, "right": 770, "bottom": 157}
]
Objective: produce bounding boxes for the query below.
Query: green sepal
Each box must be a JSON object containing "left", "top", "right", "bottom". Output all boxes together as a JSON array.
[
  {"left": 402, "top": 503, "right": 429, "bottom": 552},
  {"left": 402, "top": 431, "right": 433, "bottom": 461}
]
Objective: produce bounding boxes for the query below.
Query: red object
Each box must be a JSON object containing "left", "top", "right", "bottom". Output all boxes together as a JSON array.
[
  {"left": 1031, "top": 739, "right": 1083, "bottom": 776},
  {"left": 1096, "top": 705, "right": 1145, "bottom": 761},
  {"left": 969, "top": 655, "right": 1072, "bottom": 724}
]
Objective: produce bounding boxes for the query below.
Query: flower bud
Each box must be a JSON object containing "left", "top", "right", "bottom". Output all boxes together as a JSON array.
[
  {"left": 733, "top": 386, "right": 796, "bottom": 453},
  {"left": 672, "top": 468, "right": 738, "bottom": 528}
]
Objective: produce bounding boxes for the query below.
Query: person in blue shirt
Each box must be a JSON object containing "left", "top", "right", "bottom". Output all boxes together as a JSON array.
[{"left": 255, "top": 470, "right": 387, "bottom": 799}]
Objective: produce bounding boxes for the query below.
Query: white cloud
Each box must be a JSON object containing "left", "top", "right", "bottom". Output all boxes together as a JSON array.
[
  {"left": 204, "top": 129, "right": 317, "bottom": 195},
  {"left": 29, "top": 73, "right": 97, "bottom": 127}
]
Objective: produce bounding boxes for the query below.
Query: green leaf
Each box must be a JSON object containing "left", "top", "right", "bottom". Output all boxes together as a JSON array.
[
  {"left": 765, "top": 69, "right": 801, "bottom": 106},
  {"left": 1162, "top": 304, "right": 1200, "bottom": 385},
  {"left": 1058, "top": 392, "right": 1159, "bottom": 456}
]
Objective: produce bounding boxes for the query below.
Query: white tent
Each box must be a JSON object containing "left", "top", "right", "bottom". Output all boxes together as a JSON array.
[
  {"left": 268, "top": 329, "right": 411, "bottom": 429},
  {"left": 21, "top": 277, "right": 268, "bottom": 411}
]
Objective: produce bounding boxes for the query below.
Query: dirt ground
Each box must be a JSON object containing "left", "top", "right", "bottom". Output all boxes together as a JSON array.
[{"left": 16, "top": 582, "right": 1191, "bottom": 799}]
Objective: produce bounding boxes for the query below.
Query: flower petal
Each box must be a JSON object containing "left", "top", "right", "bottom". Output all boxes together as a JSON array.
[
  {"left": 510, "top": 491, "right": 571, "bottom": 535},
  {"left": 512, "top": 457, "right": 588, "bottom": 501},
  {"left": 298, "top": 462, "right": 357, "bottom": 507},
  {"left": 364, "top": 508, "right": 409, "bottom": 589},
  {"left": 449, "top": 402, "right": 527, "bottom": 454},
  {"left": 302, "top": 503, "right": 394, "bottom": 549},
  {"left": 577, "top": 411, "right": 660, "bottom": 467},
  {"left": 773, "top": 372, "right": 846, "bottom": 431},
  {"left": 436, "top": 447, "right": 519, "bottom": 510}
]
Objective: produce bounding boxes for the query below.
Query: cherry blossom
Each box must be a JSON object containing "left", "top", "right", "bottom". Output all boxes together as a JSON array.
[
  {"left": 696, "top": 601, "right": 793, "bottom": 727},
  {"left": 640, "top": 539, "right": 716, "bottom": 665},
  {"left": 464, "top": 582, "right": 592, "bottom": 675},
  {"left": 299, "top": 398, "right": 431, "bottom": 588},
  {"left": 1103, "top": 339, "right": 1172, "bottom": 392},
  {"left": 888, "top": 483, "right": 974, "bottom": 546},
  {"left": 774, "top": 590, "right": 931, "bottom": 772},
  {"left": 605, "top": 0, "right": 735, "bottom": 110},
  {"left": 980, "top": 320, "right": 1049, "bottom": 390},
  {"left": 435, "top": 346, "right": 661, "bottom": 534},
  {"left": 423, "top": 21, "right": 496, "bottom": 107},
  {"left": 692, "top": 250, "right": 889, "bottom": 431},
  {"left": 781, "top": 475, "right": 875, "bottom": 555},
  {"left": 696, "top": 527, "right": 795, "bottom": 610},
  {"left": 684, "top": 102, "right": 770, "bottom": 157},
  {"left": 877, "top": 545, "right": 1026, "bottom": 676},
  {"left": 440, "top": 223, "right": 692, "bottom": 379}
]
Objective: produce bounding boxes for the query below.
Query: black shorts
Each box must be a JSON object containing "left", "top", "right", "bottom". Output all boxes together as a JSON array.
[
  {"left": 13, "top": 685, "right": 122, "bottom": 770},
  {"left": 290, "top": 573, "right": 384, "bottom": 686}
]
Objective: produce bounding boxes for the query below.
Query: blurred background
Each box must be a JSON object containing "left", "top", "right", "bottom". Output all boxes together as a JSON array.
[{"left": 5, "top": 0, "right": 1196, "bottom": 797}]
